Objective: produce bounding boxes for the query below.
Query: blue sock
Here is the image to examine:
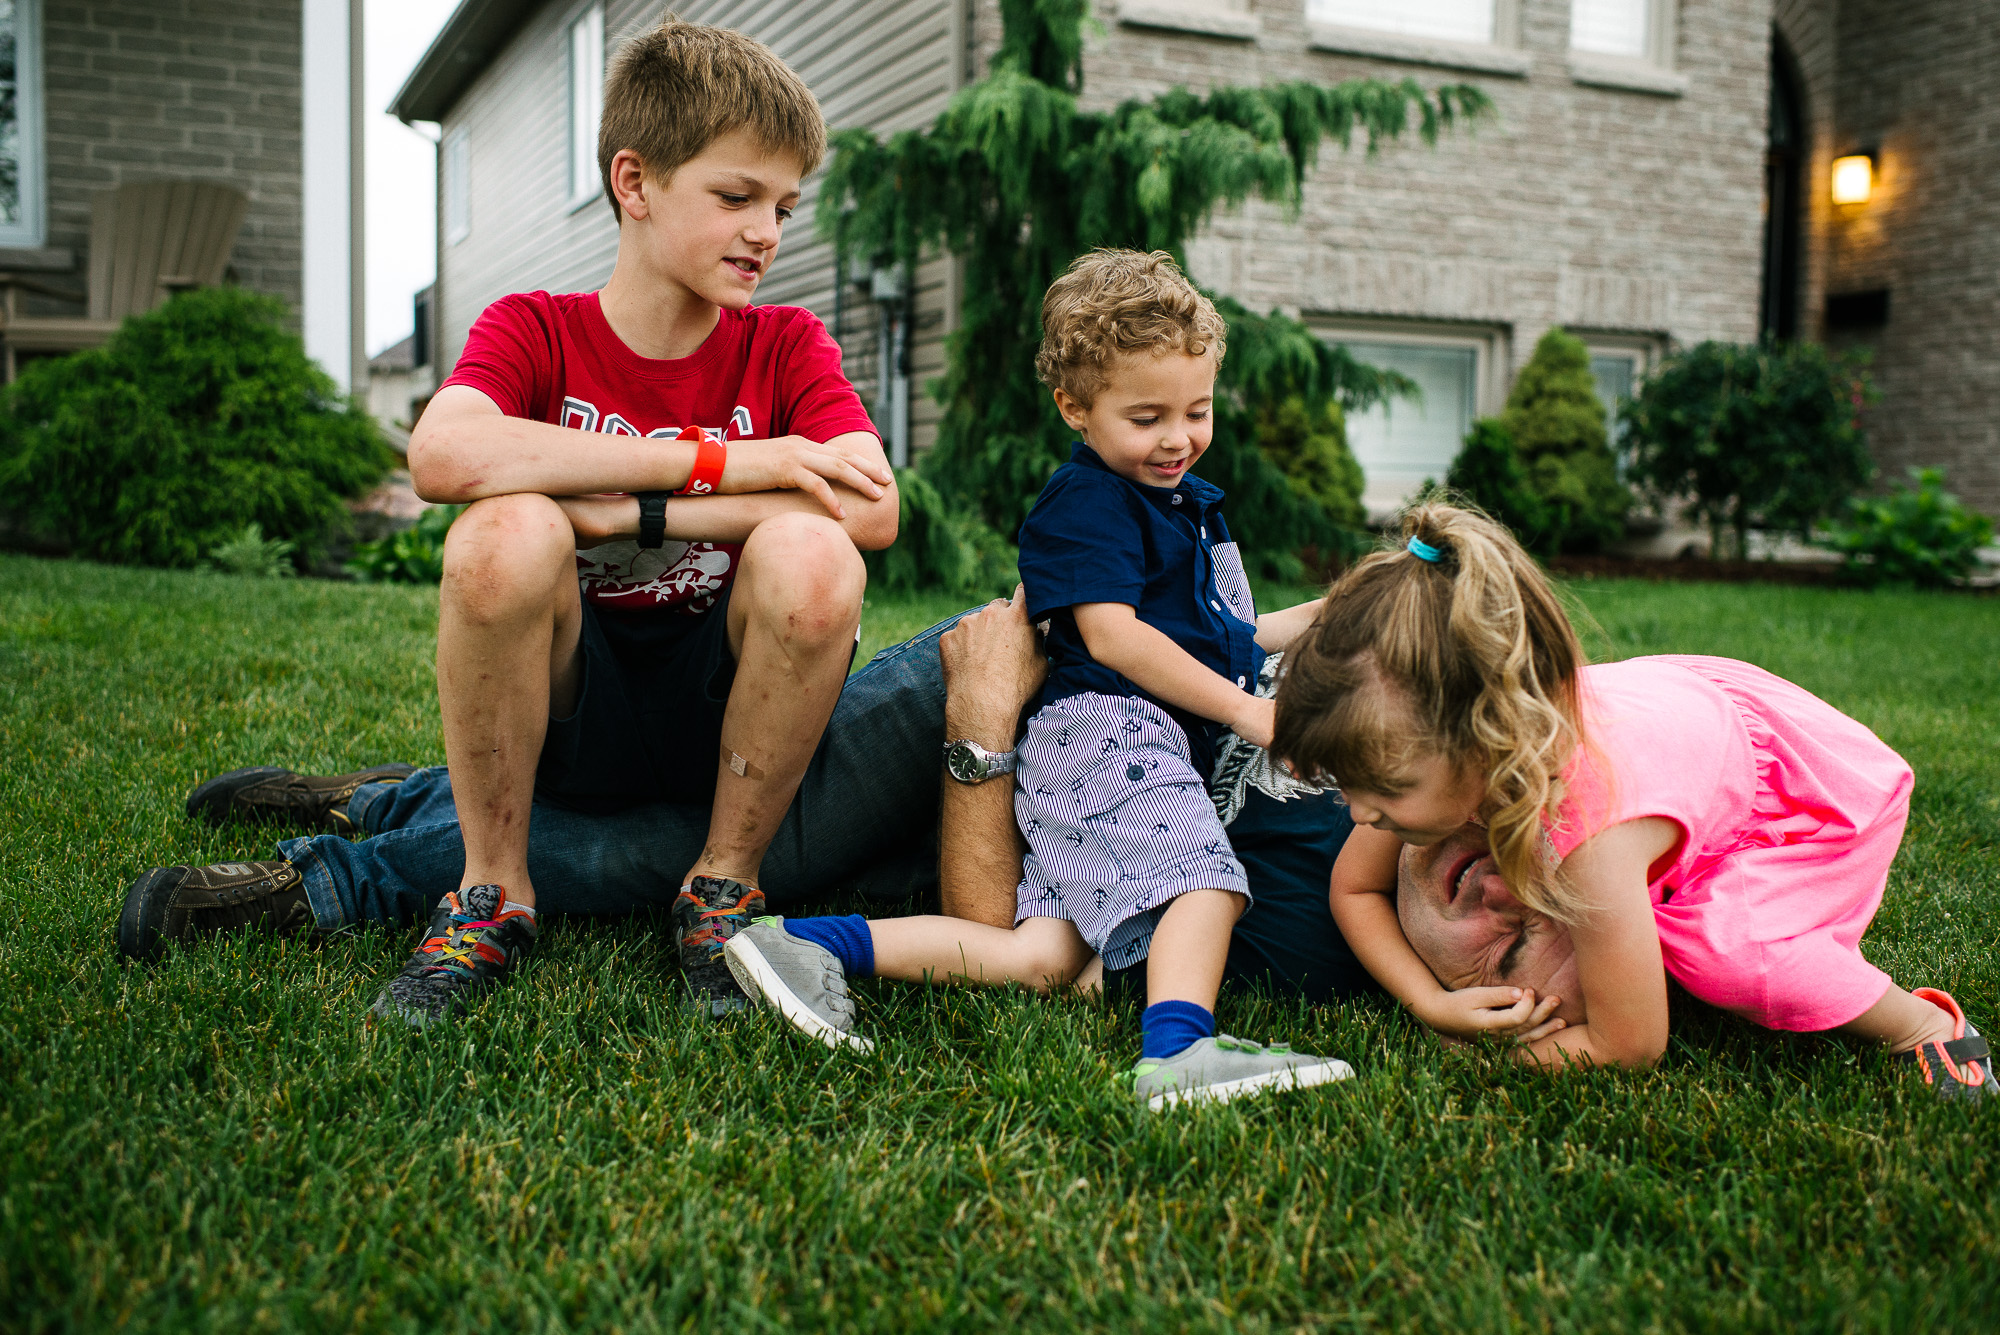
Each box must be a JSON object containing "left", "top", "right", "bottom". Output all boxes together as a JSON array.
[
  {"left": 782, "top": 915, "right": 875, "bottom": 978},
  {"left": 1141, "top": 999, "right": 1215, "bottom": 1059}
]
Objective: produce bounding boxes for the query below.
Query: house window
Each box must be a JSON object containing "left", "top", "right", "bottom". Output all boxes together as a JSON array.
[
  {"left": 442, "top": 127, "right": 470, "bottom": 245},
  {"left": 1319, "top": 322, "right": 1503, "bottom": 517},
  {"left": 0, "top": 0, "right": 46, "bottom": 247},
  {"left": 1579, "top": 335, "right": 1661, "bottom": 468},
  {"left": 1307, "top": 0, "right": 1495, "bottom": 45},
  {"left": 568, "top": 4, "right": 605, "bottom": 209},
  {"left": 1571, "top": 0, "right": 1648, "bottom": 57}
]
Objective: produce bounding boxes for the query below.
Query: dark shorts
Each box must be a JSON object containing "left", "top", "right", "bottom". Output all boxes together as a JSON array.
[{"left": 535, "top": 586, "right": 737, "bottom": 812}]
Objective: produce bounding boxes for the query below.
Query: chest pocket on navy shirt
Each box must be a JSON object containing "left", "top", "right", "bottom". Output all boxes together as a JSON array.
[{"left": 1208, "top": 541, "right": 1257, "bottom": 627}]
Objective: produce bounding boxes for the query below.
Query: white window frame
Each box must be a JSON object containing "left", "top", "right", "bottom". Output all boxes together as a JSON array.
[
  {"left": 1575, "top": 330, "right": 1664, "bottom": 469},
  {"left": 1568, "top": 0, "right": 1687, "bottom": 96},
  {"left": 566, "top": 2, "right": 606, "bottom": 213},
  {"left": 1116, "top": 0, "right": 1259, "bottom": 42},
  {"left": 0, "top": 0, "right": 47, "bottom": 248},
  {"left": 1311, "top": 317, "right": 1510, "bottom": 522},
  {"left": 442, "top": 126, "right": 470, "bottom": 246},
  {"left": 1306, "top": 0, "right": 1530, "bottom": 79}
]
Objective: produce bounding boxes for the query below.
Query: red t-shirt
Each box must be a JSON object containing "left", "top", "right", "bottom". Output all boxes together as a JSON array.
[{"left": 441, "top": 291, "right": 877, "bottom": 613}]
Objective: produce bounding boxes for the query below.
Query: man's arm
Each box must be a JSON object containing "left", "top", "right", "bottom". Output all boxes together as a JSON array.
[
  {"left": 934, "top": 590, "right": 1046, "bottom": 928},
  {"left": 408, "top": 386, "right": 895, "bottom": 530}
]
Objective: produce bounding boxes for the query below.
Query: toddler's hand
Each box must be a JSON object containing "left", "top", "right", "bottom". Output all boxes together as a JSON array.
[
  {"left": 1416, "top": 986, "right": 1563, "bottom": 1042},
  {"left": 1230, "top": 695, "right": 1275, "bottom": 749}
]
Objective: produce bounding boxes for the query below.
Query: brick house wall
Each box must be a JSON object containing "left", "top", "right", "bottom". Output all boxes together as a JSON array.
[
  {"left": 26, "top": 0, "right": 303, "bottom": 315},
  {"left": 1824, "top": 0, "right": 2000, "bottom": 513}
]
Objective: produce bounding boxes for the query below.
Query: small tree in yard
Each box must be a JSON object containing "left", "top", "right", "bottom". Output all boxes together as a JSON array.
[
  {"left": 821, "top": 0, "right": 1487, "bottom": 584},
  {"left": 1447, "top": 417, "right": 1548, "bottom": 551},
  {"left": 0, "top": 287, "right": 393, "bottom": 570},
  {"left": 1624, "top": 339, "right": 1875, "bottom": 561},
  {"left": 1495, "top": 328, "right": 1628, "bottom": 552}
]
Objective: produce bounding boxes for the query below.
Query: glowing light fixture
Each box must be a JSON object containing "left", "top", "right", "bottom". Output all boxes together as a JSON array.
[{"left": 1831, "top": 153, "right": 1875, "bottom": 205}]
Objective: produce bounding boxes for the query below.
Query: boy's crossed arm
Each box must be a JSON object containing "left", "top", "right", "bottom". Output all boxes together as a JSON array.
[{"left": 410, "top": 385, "right": 899, "bottom": 550}]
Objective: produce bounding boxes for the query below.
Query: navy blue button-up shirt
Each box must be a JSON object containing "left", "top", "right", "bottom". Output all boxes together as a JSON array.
[{"left": 1018, "top": 443, "right": 1264, "bottom": 769}]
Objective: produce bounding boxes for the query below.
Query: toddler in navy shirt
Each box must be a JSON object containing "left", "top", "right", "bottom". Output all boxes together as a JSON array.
[{"left": 726, "top": 251, "right": 1349, "bottom": 1108}]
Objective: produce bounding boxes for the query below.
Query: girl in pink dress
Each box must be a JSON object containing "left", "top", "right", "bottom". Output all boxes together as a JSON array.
[{"left": 1272, "top": 503, "right": 1993, "bottom": 1099}]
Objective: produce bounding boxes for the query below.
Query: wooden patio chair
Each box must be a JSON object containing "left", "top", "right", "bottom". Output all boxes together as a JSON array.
[{"left": 0, "top": 180, "right": 250, "bottom": 380}]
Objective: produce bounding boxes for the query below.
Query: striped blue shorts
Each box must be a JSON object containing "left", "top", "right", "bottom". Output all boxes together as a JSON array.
[{"left": 1013, "top": 692, "right": 1250, "bottom": 970}]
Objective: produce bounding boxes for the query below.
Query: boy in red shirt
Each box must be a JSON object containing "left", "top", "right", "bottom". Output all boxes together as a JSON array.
[{"left": 373, "top": 20, "right": 895, "bottom": 1023}]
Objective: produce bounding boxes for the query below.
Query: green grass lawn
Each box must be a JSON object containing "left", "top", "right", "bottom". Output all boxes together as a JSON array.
[{"left": 1, "top": 553, "right": 1995, "bottom": 1332}]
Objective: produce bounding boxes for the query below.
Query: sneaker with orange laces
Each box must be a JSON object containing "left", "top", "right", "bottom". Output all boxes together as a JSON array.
[
  {"left": 368, "top": 884, "right": 537, "bottom": 1028},
  {"left": 1897, "top": 989, "right": 1997, "bottom": 1103}
]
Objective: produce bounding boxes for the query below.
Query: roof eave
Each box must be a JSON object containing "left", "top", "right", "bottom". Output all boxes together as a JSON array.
[{"left": 388, "top": 0, "right": 543, "bottom": 124}]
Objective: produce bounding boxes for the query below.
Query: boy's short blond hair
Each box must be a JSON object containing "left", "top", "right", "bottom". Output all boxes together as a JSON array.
[
  {"left": 598, "top": 20, "right": 827, "bottom": 223},
  {"left": 1035, "top": 250, "right": 1228, "bottom": 405}
]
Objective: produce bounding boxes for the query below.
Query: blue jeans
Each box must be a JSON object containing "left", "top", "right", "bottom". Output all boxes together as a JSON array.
[{"left": 280, "top": 612, "right": 962, "bottom": 928}]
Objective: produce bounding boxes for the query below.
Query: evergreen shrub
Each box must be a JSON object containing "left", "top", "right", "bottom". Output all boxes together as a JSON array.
[
  {"left": 1498, "top": 329, "right": 1628, "bottom": 552},
  {"left": 863, "top": 471, "right": 1019, "bottom": 599},
  {"left": 1818, "top": 467, "right": 1993, "bottom": 588},
  {"left": 1446, "top": 417, "right": 1548, "bottom": 552},
  {"left": 1624, "top": 339, "right": 1875, "bottom": 560},
  {"left": 0, "top": 287, "right": 393, "bottom": 569}
]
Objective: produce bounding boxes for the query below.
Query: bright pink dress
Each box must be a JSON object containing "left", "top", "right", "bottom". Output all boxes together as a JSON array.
[{"left": 1546, "top": 656, "right": 1912, "bottom": 1032}]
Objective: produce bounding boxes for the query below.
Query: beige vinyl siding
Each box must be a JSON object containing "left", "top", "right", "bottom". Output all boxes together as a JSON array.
[{"left": 437, "top": 0, "right": 963, "bottom": 453}]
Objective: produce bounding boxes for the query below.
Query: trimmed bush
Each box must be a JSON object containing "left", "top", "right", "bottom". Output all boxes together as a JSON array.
[
  {"left": 0, "top": 287, "right": 394, "bottom": 569},
  {"left": 1819, "top": 467, "right": 1993, "bottom": 588},
  {"left": 1624, "top": 339, "right": 1875, "bottom": 560},
  {"left": 1252, "top": 395, "right": 1367, "bottom": 530},
  {"left": 1447, "top": 417, "right": 1549, "bottom": 553},
  {"left": 1500, "top": 329, "right": 1629, "bottom": 552}
]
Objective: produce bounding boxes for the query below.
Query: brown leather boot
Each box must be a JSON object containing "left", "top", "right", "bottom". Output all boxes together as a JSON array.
[
  {"left": 117, "top": 860, "right": 318, "bottom": 964},
  {"left": 183, "top": 764, "right": 416, "bottom": 832}
]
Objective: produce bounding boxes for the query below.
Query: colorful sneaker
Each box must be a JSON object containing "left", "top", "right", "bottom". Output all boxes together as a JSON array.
[
  {"left": 117, "top": 859, "right": 318, "bottom": 963},
  {"left": 1897, "top": 989, "right": 1997, "bottom": 1102},
  {"left": 368, "top": 884, "right": 536, "bottom": 1029},
  {"left": 1129, "top": 1035, "right": 1354, "bottom": 1112},
  {"left": 674, "top": 876, "right": 765, "bottom": 1017},
  {"left": 185, "top": 763, "right": 416, "bottom": 832},
  {"left": 724, "top": 917, "right": 872, "bottom": 1053}
]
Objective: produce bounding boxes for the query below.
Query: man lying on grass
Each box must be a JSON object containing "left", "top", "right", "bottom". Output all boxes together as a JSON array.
[{"left": 117, "top": 593, "right": 1384, "bottom": 1017}]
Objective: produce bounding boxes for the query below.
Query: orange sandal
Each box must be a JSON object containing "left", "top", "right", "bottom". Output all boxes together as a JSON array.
[{"left": 1897, "top": 989, "right": 1997, "bottom": 1102}]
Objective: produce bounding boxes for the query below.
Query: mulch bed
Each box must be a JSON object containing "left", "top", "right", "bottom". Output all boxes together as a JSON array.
[{"left": 1549, "top": 553, "right": 1848, "bottom": 586}]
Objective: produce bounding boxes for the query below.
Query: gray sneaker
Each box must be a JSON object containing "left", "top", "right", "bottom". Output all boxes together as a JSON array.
[
  {"left": 1131, "top": 1035, "right": 1353, "bottom": 1112},
  {"left": 723, "top": 917, "right": 873, "bottom": 1054}
]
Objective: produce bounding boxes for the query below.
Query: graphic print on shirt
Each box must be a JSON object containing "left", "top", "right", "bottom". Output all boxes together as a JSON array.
[{"left": 563, "top": 396, "right": 756, "bottom": 613}]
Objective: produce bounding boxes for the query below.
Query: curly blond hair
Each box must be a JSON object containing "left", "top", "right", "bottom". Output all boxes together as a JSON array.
[
  {"left": 1035, "top": 250, "right": 1227, "bottom": 406},
  {"left": 1271, "top": 502, "right": 1591, "bottom": 922}
]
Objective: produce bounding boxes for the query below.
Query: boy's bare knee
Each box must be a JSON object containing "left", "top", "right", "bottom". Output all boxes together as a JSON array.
[
  {"left": 740, "top": 512, "right": 866, "bottom": 638},
  {"left": 443, "top": 494, "right": 575, "bottom": 618}
]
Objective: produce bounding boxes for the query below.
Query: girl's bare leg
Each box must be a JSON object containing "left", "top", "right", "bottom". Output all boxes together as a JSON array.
[
  {"left": 1837, "top": 985, "right": 1958, "bottom": 1051},
  {"left": 868, "top": 915, "right": 1094, "bottom": 991},
  {"left": 1142, "top": 888, "right": 1246, "bottom": 1010}
]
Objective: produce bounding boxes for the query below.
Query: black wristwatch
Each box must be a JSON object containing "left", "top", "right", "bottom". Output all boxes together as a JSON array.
[
  {"left": 635, "top": 491, "right": 671, "bottom": 549},
  {"left": 944, "top": 739, "right": 1018, "bottom": 784}
]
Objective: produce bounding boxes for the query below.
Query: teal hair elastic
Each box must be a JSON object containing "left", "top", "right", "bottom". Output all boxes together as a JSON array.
[{"left": 1407, "top": 536, "right": 1443, "bottom": 563}]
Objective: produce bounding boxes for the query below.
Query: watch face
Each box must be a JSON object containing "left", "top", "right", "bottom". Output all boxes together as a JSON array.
[{"left": 946, "top": 742, "right": 982, "bottom": 783}]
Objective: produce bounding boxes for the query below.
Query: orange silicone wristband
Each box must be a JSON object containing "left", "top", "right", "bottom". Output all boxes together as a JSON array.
[{"left": 676, "top": 425, "right": 727, "bottom": 496}]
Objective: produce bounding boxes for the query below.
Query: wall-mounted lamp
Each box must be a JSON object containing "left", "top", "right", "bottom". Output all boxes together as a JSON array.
[{"left": 1831, "top": 152, "right": 1875, "bottom": 206}]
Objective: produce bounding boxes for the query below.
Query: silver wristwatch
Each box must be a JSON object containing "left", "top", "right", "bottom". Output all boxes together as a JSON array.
[{"left": 944, "top": 739, "right": 1018, "bottom": 784}]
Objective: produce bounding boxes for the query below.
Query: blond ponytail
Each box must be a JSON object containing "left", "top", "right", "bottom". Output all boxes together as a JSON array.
[{"left": 1272, "top": 500, "right": 1590, "bottom": 921}]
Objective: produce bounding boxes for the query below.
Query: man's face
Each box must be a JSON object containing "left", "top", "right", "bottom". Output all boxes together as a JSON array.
[
  {"left": 1396, "top": 824, "right": 1586, "bottom": 1025},
  {"left": 627, "top": 128, "right": 804, "bottom": 312}
]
